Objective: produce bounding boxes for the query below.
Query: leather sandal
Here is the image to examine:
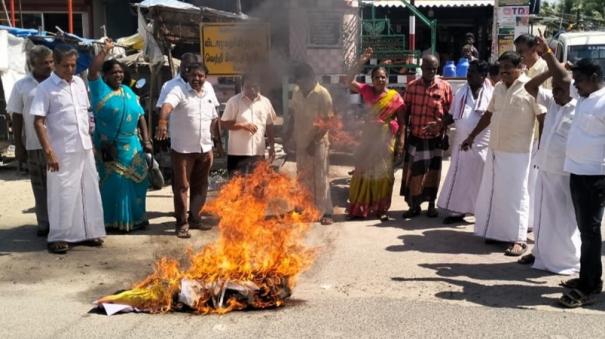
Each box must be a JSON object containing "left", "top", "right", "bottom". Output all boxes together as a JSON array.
[
  {"left": 504, "top": 243, "right": 528, "bottom": 256},
  {"left": 176, "top": 228, "right": 191, "bottom": 239},
  {"left": 48, "top": 241, "right": 69, "bottom": 254}
]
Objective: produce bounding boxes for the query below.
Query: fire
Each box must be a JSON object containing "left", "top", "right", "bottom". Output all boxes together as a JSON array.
[
  {"left": 96, "top": 163, "right": 320, "bottom": 314},
  {"left": 313, "top": 115, "right": 359, "bottom": 149}
]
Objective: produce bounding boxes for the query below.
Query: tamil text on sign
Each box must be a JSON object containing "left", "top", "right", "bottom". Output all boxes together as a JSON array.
[{"left": 201, "top": 23, "right": 271, "bottom": 75}]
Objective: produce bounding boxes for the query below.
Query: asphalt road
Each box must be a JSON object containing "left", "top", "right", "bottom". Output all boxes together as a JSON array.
[{"left": 1, "top": 161, "right": 604, "bottom": 338}]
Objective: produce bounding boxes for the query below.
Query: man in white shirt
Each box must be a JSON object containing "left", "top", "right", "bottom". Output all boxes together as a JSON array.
[
  {"left": 7, "top": 45, "right": 53, "bottom": 237},
  {"left": 221, "top": 73, "right": 275, "bottom": 176},
  {"left": 156, "top": 52, "right": 219, "bottom": 109},
  {"left": 558, "top": 58, "right": 605, "bottom": 308},
  {"left": 156, "top": 63, "right": 218, "bottom": 238},
  {"left": 438, "top": 60, "right": 493, "bottom": 224},
  {"left": 31, "top": 46, "right": 106, "bottom": 254},
  {"left": 462, "top": 51, "right": 543, "bottom": 257},
  {"left": 515, "top": 33, "right": 550, "bottom": 235},
  {"left": 518, "top": 36, "right": 580, "bottom": 275}
]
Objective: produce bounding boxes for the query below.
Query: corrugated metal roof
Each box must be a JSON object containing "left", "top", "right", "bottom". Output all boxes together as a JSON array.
[{"left": 360, "top": 0, "right": 494, "bottom": 8}]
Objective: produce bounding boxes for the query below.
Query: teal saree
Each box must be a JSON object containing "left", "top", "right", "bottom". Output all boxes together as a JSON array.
[{"left": 90, "top": 78, "right": 148, "bottom": 232}]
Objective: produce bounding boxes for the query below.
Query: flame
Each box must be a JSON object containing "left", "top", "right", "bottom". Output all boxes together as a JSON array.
[
  {"left": 313, "top": 115, "right": 359, "bottom": 149},
  {"left": 96, "top": 162, "right": 320, "bottom": 314}
]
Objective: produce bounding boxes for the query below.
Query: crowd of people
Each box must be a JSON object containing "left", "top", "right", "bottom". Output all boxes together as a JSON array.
[{"left": 7, "top": 33, "right": 605, "bottom": 309}]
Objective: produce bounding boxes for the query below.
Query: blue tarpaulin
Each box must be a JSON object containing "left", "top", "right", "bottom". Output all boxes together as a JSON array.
[
  {"left": 0, "top": 25, "right": 42, "bottom": 37},
  {"left": 0, "top": 25, "right": 95, "bottom": 73}
]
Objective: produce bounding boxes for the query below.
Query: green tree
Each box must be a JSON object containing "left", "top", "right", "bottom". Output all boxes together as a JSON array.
[{"left": 540, "top": 0, "right": 605, "bottom": 32}]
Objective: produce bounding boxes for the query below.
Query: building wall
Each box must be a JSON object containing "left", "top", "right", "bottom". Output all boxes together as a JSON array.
[{"left": 289, "top": 0, "right": 359, "bottom": 75}]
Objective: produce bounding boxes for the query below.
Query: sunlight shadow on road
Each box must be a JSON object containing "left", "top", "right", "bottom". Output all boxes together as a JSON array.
[
  {"left": 385, "top": 229, "right": 506, "bottom": 255},
  {"left": 391, "top": 276, "right": 568, "bottom": 310},
  {"left": 418, "top": 261, "right": 551, "bottom": 283},
  {"left": 0, "top": 224, "right": 46, "bottom": 254}
]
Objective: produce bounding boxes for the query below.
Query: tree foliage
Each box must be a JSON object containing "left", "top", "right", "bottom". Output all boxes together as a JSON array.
[{"left": 540, "top": 0, "right": 605, "bottom": 33}]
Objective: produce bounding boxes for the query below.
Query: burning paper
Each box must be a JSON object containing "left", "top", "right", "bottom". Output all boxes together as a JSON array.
[
  {"left": 95, "top": 163, "right": 319, "bottom": 315},
  {"left": 313, "top": 115, "right": 360, "bottom": 150}
]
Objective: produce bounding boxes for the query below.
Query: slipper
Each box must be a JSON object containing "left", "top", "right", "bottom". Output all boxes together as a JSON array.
[
  {"left": 517, "top": 253, "right": 535, "bottom": 265},
  {"left": 402, "top": 207, "right": 421, "bottom": 219},
  {"left": 504, "top": 243, "right": 527, "bottom": 256},
  {"left": 560, "top": 278, "right": 603, "bottom": 294},
  {"left": 176, "top": 228, "right": 191, "bottom": 239},
  {"left": 558, "top": 288, "right": 596, "bottom": 308},
  {"left": 48, "top": 241, "right": 69, "bottom": 254}
]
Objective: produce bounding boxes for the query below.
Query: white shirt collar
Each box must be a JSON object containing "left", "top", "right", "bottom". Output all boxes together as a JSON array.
[
  {"left": 588, "top": 86, "right": 605, "bottom": 99},
  {"left": 185, "top": 82, "right": 205, "bottom": 96},
  {"left": 50, "top": 72, "right": 75, "bottom": 85}
]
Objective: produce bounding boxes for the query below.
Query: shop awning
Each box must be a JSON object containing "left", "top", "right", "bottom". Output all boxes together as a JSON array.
[{"left": 360, "top": 0, "right": 494, "bottom": 7}]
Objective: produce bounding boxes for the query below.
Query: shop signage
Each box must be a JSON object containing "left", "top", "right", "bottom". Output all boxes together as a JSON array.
[{"left": 200, "top": 23, "right": 271, "bottom": 75}]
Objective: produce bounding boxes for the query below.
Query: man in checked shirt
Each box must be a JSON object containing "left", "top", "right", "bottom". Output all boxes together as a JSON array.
[{"left": 400, "top": 54, "right": 453, "bottom": 219}]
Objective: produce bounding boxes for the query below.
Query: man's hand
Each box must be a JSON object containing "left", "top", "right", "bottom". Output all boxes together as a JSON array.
[
  {"left": 101, "top": 38, "right": 114, "bottom": 54},
  {"left": 215, "top": 143, "right": 225, "bottom": 158},
  {"left": 142, "top": 140, "right": 153, "bottom": 153},
  {"left": 155, "top": 120, "right": 168, "bottom": 140},
  {"left": 237, "top": 122, "right": 257, "bottom": 134},
  {"left": 461, "top": 135, "right": 474, "bottom": 151},
  {"left": 534, "top": 32, "right": 550, "bottom": 55},
  {"left": 45, "top": 149, "right": 59, "bottom": 172},
  {"left": 422, "top": 120, "right": 443, "bottom": 136},
  {"left": 15, "top": 144, "right": 27, "bottom": 162}
]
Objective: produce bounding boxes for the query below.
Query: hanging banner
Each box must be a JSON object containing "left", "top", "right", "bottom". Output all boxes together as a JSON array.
[
  {"left": 201, "top": 23, "right": 271, "bottom": 75},
  {"left": 497, "top": 6, "right": 530, "bottom": 26},
  {"left": 494, "top": 0, "right": 530, "bottom": 56}
]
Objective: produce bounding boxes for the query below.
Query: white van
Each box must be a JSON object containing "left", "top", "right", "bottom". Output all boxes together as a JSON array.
[{"left": 553, "top": 31, "right": 605, "bottom": 75}]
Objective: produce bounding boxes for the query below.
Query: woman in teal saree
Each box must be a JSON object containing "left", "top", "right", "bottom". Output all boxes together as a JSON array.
[{"left": 88, "top": 39, "right": 152, "bottom": 232}]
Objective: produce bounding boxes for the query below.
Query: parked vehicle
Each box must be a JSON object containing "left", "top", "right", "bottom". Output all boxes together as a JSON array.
[{"left": 553, "top": 31, "right": 605, "bottom": 77}]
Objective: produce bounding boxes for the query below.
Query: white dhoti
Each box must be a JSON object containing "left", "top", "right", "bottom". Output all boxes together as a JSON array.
[
  {"left": 531, "top": 171, "right": 581, "bottom": 275},
  {"left": 47, "top": 150, "right": 106, "bottom": 243},
  {"left": 527, "top": 139, "right": 539, "bottom": 229},
  {"left": 474, "top": 150, "right": 530, "bottom": 242},
  {"left": 438, "top": 140, "right": 488, "bottom": 215},
  {"left": 296, "top": 141, "right": 333, "bottom": 216},
  {"left": 438, "top": 81, "right": 492, "bottom": 216}
]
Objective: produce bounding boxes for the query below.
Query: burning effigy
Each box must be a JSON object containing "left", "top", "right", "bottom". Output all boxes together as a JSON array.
[{"left": 95, "top": 163, "right": 320, "bottom": 315}]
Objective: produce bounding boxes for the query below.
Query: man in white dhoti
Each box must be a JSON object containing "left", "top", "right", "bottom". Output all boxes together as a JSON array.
[
  {"left": 288, "top": 63, "right": 334, "bottom": 225},
  {"left": 517, "top": 35, "right": 580, "bottom": 275},
  {"left": 461, "top": 51, "right": 544, "bottom": 256},
  {"left": 558, "top": 59, "right": 605, "bottom": 308},
  {"left": 31, "top": 46, "right": 105, "bottom": 254},
  {"left": 515, "top": 34, "right": 551, "bottom": 233},
  {"left": 438, "top": 60, "right": 493, "bottom": 224}
]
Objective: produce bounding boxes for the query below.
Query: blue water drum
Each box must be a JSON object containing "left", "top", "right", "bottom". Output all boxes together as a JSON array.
[
  {"left": 456, "top": 57, "right": 470, "bottom": 78},
  {"left": 443, "top": 60, "right": 457, "bottom": 78}
]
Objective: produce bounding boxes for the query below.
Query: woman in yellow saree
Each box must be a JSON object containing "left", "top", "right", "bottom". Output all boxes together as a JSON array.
[{"left": 346, "top": 48, "right": 406, "bottom": 220}]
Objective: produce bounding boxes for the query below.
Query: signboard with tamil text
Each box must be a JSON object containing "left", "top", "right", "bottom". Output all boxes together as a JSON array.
[{"left": 201, "top": 23, "right": 271, "bottom": 75}]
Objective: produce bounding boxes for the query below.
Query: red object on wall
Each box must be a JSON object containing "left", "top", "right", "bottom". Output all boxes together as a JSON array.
[
  {"left": 67, "top": 0, "right": 73, "bottom": 33},
  {"left": 10, "top": 0, "right": 15, "bottom": 26}
]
